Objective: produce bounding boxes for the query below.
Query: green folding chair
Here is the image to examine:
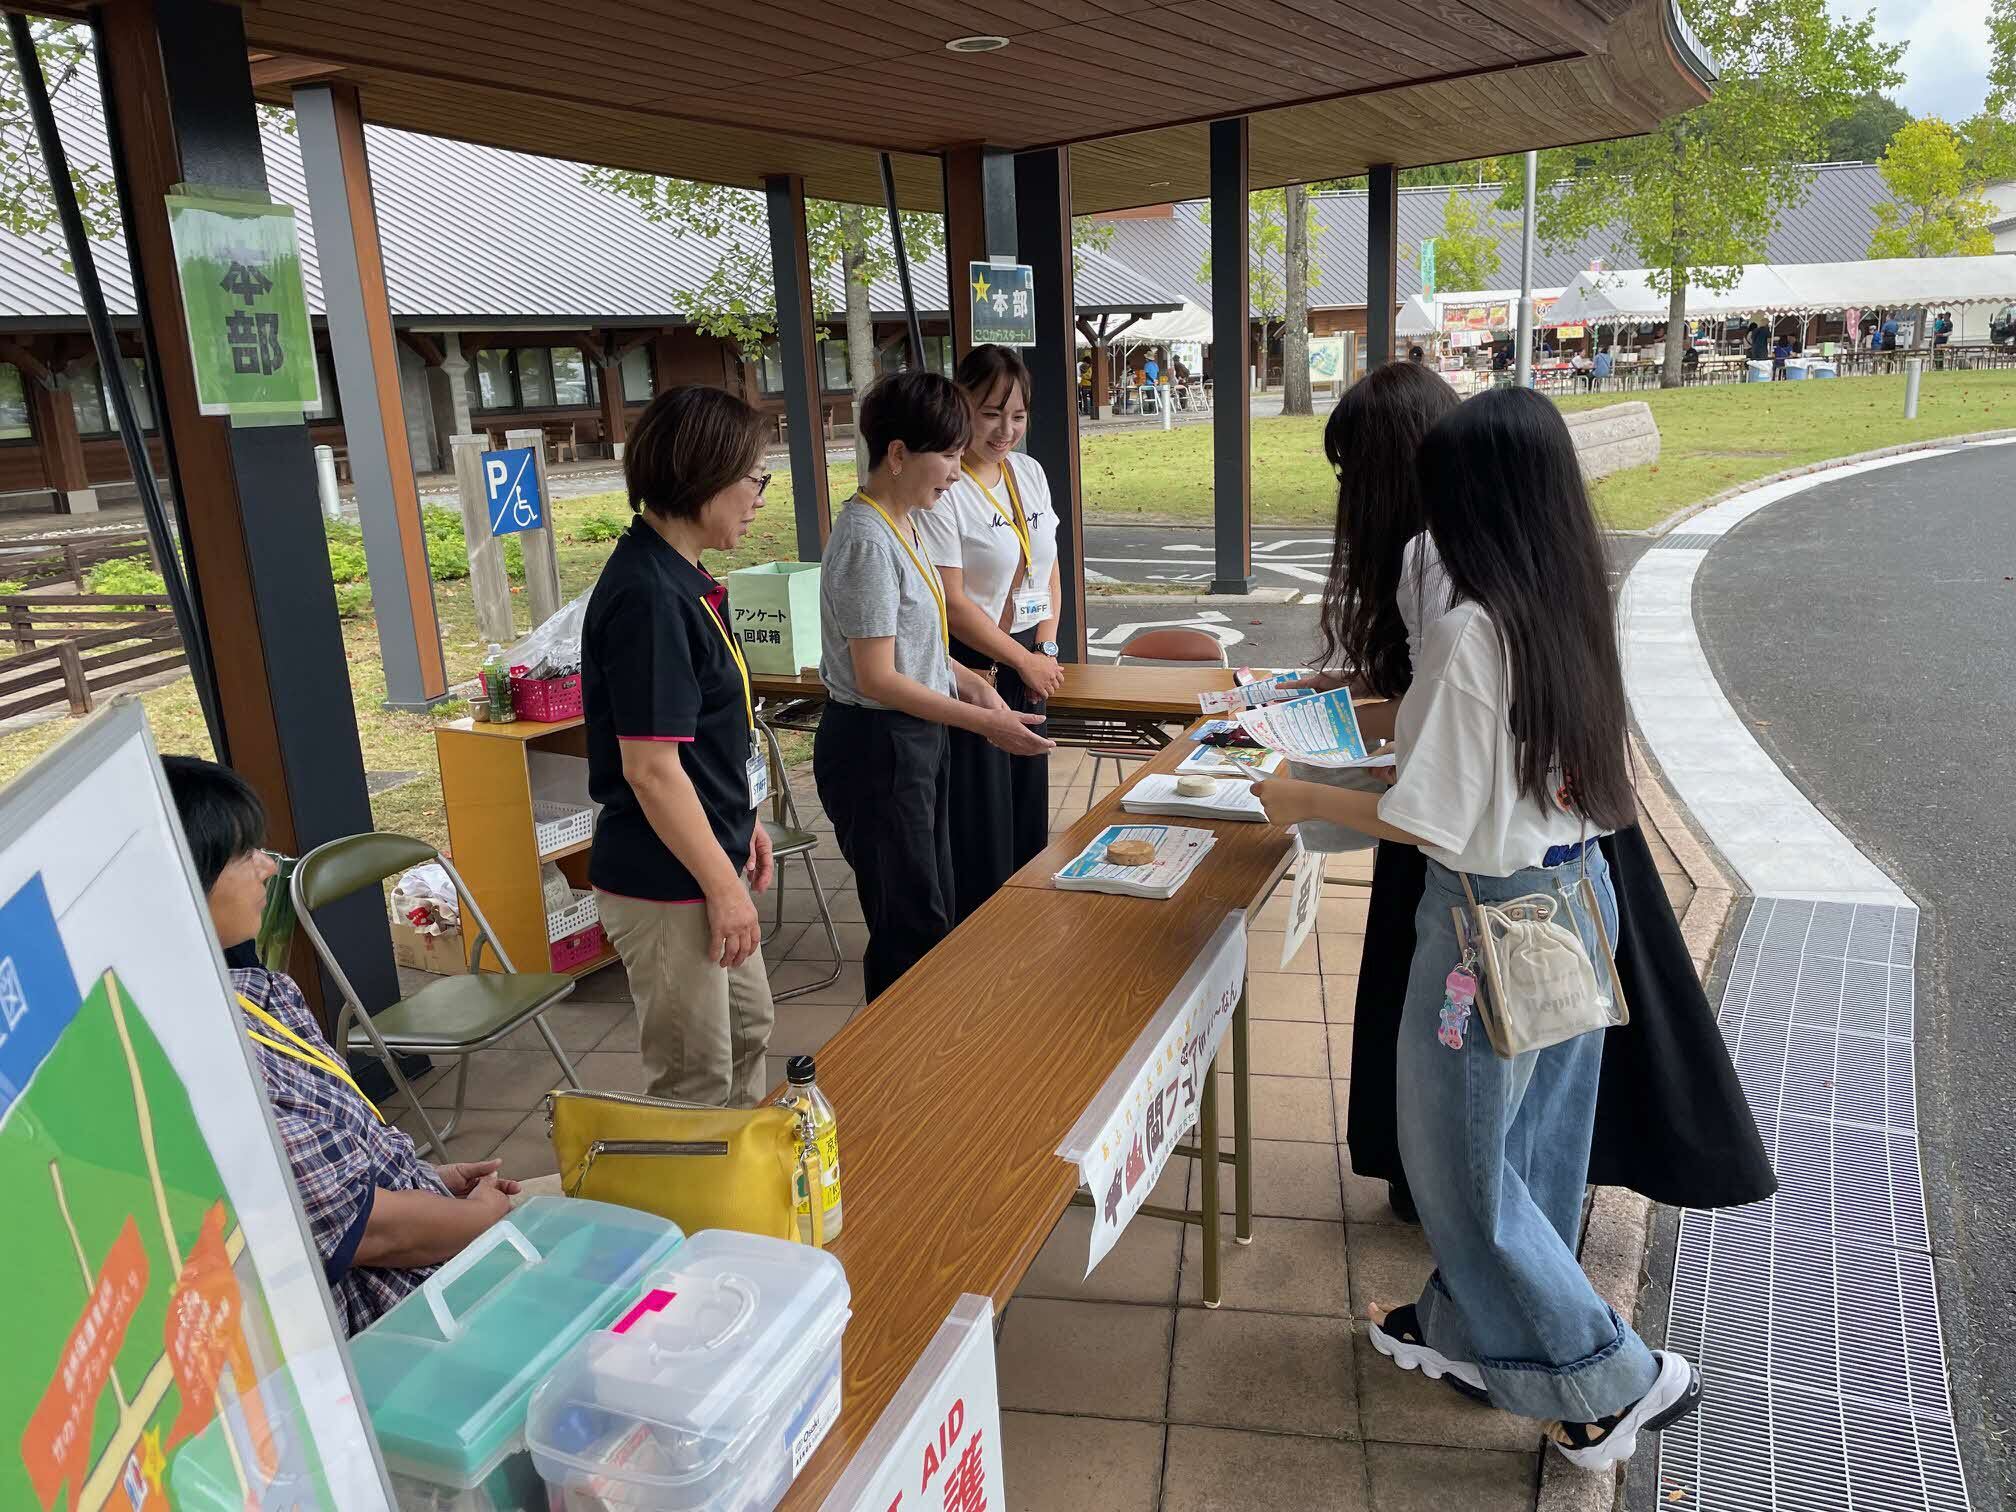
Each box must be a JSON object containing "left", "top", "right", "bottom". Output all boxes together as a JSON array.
[{"left": 291, "top": 832, "right": 582, "bottom": 1157}]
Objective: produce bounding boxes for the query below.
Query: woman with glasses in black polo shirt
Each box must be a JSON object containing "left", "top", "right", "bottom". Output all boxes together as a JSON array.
[{"left": 582, "top": 385, "right": 777, "bottom": 1108}]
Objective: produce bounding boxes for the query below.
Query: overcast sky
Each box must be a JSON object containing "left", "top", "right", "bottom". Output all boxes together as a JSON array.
[{"left": 1831, "top": 0, "right": 1993, "bottom": 118}]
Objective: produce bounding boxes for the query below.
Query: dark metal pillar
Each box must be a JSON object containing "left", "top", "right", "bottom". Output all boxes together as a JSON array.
[
  {"left": 1367, "top": 163, "right": 1400, "bottom": 369},
  {"left": 763, "top": 173, "right": 831, "bottom": 557},
  {"left": 943, "top": 147, "right": 1017, "bottom": 361},
  {"left": 95, "top": 0, "right": 395, "bottom": 1015},
  {"left": 1209, "top": 118, "right": 1253, "bottom": 596},
  {"left": 1012, "top": 147, "right": 1086, "bottom": 662}
]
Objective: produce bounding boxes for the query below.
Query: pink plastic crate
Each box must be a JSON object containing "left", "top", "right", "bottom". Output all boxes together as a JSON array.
[
  {"left": 550, "top": 921, "right": 607, "bottom": 973},
  {"left": 511, "top": 672, "right": 583, "bottom": 723}
]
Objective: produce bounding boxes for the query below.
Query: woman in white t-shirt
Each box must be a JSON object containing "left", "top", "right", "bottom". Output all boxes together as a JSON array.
[
  {"left": 915, "top": 345, "right": 1064, "bottom": 922},
  {"left": 1255, "top": 388, "right": 1699, "bottom": 1471}
]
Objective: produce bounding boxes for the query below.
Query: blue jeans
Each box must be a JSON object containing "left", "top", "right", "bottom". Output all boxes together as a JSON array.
[{"left": 1395, "top": 848, "right": 1661, "bottom": 1421}]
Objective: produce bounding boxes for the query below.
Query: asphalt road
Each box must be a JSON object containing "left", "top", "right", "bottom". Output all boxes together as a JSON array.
[{"left": 1693, "top": 444, "right": 2015, "bottom": 1506}]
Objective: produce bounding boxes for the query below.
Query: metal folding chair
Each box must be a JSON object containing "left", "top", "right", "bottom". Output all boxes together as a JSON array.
[
  {"left": 755, "top": 713, "right": 843, "bottom": 999},
  {"left": 291, "top": 832, "right": 582, "bottom": 1157},
  {"left": 1086, "top": 628, "right": 1232, "bottom": 808}
]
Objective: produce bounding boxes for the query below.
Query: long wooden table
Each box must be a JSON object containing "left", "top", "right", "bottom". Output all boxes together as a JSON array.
[
  {"left": 752, "top": 661, "right": 1239, "bottom": 749},
  {"left": 779, "top": 715, "right": 1295, "bottom": 1508}
]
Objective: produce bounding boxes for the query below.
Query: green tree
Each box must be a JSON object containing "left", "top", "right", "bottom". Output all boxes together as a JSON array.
[
  {"left": 1821, "top": 92, "right": 1911, "bottom": 162},
  {"left": 583, "top": 173, "right": 943, "bottom": 474},
  {"left": 1280, "top": 184, "right": 1321, "bottom": 415},
  {"left": 1406, "top": 186, "right": 1506, "bottom": 294},
  {"left": 1200, "top": 189, "right": 1301, "bottom": 393},
  {"left": 0, "top": 21, "right": 119, "bottom": 260},
  {"left": 1957, "top": 0, "right": 2016, "bottom": 180},
  {"left": 1988, "top": 0, "right": 2016, "bottom": 115},
  {"left": 1869, "top": 119, "right": 1996, "bottom": 256},
  {"left": 1503, "top": 0, "right": 1901, "bottom": 387}
]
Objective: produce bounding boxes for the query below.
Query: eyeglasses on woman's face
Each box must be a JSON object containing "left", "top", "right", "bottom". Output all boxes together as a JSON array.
[{"left": 746, "top": 471, "right": 774, "bottom": 497}]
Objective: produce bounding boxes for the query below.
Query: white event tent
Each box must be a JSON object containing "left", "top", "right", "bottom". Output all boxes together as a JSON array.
[{"left": 1546, "top": 256, "right": 2016, "bottom": 325}]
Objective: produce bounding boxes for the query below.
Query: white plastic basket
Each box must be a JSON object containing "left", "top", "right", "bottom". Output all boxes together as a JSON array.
[
  {"left": 546, "top": 888, "right": 599, "bottom": 943},
  {"left": 533, "top": 799, "right": 594, "bottom": 857}
]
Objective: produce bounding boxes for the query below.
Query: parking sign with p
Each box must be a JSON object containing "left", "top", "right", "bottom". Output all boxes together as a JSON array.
[{"left": 482, "top": 447, "right": 543, "bottom": 536}]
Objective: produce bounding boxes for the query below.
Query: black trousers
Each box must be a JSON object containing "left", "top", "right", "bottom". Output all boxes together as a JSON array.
[
  {"left": 945, "top": 632, "right": 1051, "bottom": 925},
  {"left": 1346, "top": 825, "right": 1778, "bottom": 1211},
  {"left": 814, "top": 699, "right": 954, "bottom": 1002}
]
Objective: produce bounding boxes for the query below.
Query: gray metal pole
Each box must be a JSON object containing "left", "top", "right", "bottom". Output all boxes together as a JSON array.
[
  {"left": 451, "top": 434, "right": 517, "bottom": 644},
  {"left": 1904, "top": 356, "right": 1922, "bottom": 419},
  {"left": 1515, "top": 150, "right": 1537, "bottom": 388}
]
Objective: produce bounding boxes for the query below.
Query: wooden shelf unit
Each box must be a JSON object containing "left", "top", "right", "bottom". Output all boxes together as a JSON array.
[{"left": 436, "top": 715, "right": 614, "bottom": 978}]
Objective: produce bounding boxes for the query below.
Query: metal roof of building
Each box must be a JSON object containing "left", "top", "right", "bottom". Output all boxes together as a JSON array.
[
  {"left": 0, "top": 59, "right": 1182, "bottom": 328},
  {"left": 1097, "top": 163, "right": 1902, "bottom": 313}
]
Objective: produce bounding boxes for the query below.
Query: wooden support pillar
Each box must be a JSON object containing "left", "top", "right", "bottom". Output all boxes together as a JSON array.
[
  {"left": 1013, "top": 146, "right": 1086, "bottom": 662},
  {"left": 27, "top": 377, "right": 98, "bottom": 513},
  {"left": 294, "top": 79, "right": 448, "bottom": 710},
  {"left": 1209, "top": 118, "right": 1253, "bottom": 596},
  {"left": 1367, "top": 164, "right": 1399, "bottom": 370},
  {"left": 764, "top": 174, "right": 830, "bottom": 558},
  {"left": 97, "top": 0, "right": 395, "bottom": 1015},
  {"left": 943, "top": 146, "right": 1017, "bottom": 362},
  {"left": 597, "top": 346, "right": 629, "bottom": 459}
]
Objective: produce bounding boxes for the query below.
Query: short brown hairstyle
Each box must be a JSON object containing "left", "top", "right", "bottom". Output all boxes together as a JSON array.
[
  {"left": 624, "top": 385, "right": 768, "bottom": 520},
  {"left": 954, "top": 343, "right": 1032, "bottom": 409},
  {"left": 858, "top": 370, "right": 972, "bottom": 470}
]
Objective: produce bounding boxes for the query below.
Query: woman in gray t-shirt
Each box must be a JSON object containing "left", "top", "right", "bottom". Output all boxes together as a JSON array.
[{"left": 812, "top": 371, "right": 1053, "bottom": 999}]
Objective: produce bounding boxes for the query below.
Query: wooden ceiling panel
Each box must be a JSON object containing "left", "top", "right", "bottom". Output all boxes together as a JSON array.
[{"left": 230, "top": 0, "right": 1708, "bottom": 212}]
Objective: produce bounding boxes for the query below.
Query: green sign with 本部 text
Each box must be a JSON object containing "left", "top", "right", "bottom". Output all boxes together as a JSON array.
[
  {"left": 970, "top": 261, "right": 1037, "bottom": 346},
  {"left": 165, "top": 189, "right": 320, "bottom": 419}
]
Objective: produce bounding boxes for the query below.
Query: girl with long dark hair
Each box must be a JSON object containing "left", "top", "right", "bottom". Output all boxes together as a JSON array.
[
  {"left": 1256, "top": 388, "right": 1702, "bottom": 1469},
  {"left": 1298, "top": 372, "right": 1772, "bottom": 1225}
]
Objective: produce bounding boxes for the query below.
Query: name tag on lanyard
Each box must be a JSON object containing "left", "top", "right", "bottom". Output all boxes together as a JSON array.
[
  {"left": 1010, "top": 578, "right": 1052, "bottom": 633},
  {"left": 746, "top": 740, "right": 771, "bottom": 810}
]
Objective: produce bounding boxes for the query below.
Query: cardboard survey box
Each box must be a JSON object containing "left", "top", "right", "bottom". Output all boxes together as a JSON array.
[{"left": 725, "top": 561, "right": 821, "bottom": 676}]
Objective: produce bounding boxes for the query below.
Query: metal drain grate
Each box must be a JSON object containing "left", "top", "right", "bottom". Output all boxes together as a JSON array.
[
  {"left": 1656, "top": 897, "right": 1970, "bottom": 1511},
  {"left": 1655, "top": 532, "right": 1723, "bottom": 550}
]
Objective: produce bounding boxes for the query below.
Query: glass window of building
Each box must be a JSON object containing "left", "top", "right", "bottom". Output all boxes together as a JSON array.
[
  {"left": 619, "top": 345, "right": 653, "bottom": 402},
  {"left": 115, "top": 357, "right": 156, "bottom": 431},
  {"left": 516, "top": 347, "right": 555, "bottom": 407},
  {"left": 820, "top": 338, "right": 850, "bottom": 392},
  {"left": 926, "top": 336, "right": 953, "bottom": 376},
  {"left": 302, "top": 349, "right": 340, "bottom": 421},
  {"left": 473, "top": 348, "right": 512, "bottom": 409},
  {"left": 756, "top": 340, "right": 785, "bottom": 396},
  {"left": 550, "top": 346, "right": 589, "bottom": 406},
  {"left": 63, "top": 362, "right": 110, "bottom": 433},
  {"left": 0, "top": 365, "right": 29, "bottom": 440}
]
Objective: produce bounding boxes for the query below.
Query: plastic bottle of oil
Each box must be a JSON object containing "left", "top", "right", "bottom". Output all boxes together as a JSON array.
[{"left": 786, "top": 1055, "right": 842, "bottom": 1244}]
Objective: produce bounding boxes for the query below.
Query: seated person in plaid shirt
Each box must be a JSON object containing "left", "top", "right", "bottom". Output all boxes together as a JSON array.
[{"left": 166, "top": 757, "right": 523, "bottom": 1335}]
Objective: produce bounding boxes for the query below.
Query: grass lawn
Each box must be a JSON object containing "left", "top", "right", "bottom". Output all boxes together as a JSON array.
[{"left": 2, "top": 365, "right": 2006, "bottom": 848}]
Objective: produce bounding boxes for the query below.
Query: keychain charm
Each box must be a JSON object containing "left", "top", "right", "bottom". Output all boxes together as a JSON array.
[{"left": 1439, "top": 963, "right": 1478, "bottom": 1050}]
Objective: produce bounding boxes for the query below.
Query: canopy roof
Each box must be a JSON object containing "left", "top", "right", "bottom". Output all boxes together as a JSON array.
[
  {"left": 50, "top": 0, "right": 1718, "bottom": 215},
  {"left": 1075, "top": 301, "right": 1215, "bottom": 347},
  {"left": 1546, "top": 256, "right": 2016, "bottom": 324}
]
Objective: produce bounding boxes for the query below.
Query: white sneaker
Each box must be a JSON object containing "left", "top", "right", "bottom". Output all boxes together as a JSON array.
[
  {"left": 1546, "top": 1351, "right": 1703, "bottom": 1471},
  {"left": 1367, "top": 1304, "right": 1489, "bottom": 1399}
]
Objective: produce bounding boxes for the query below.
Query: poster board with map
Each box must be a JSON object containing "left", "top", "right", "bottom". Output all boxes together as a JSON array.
[{"left": 0, "top": 700, "right": 392, "bottom": 1511}]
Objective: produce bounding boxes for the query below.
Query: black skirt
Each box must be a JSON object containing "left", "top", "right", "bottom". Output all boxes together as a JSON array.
[{"left": 1345, "top": 825, "right": 1777, "bottom": 1211}]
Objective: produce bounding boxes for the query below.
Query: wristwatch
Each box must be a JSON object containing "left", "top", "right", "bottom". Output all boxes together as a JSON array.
[{"left": 1036, "top": 640, "right": 1059, "bottom": 657}]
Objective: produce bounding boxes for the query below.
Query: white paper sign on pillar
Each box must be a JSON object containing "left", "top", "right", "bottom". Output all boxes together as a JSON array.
[
  {"left": 1280, "top": 839, "right": 1321, "bottom": 970},
  {"left": 818, "top": 1294, "right": 1005, "bottom": 1512},
  {"left": 1058, "top": 911, "right": 1247, "bottom": 1274}
]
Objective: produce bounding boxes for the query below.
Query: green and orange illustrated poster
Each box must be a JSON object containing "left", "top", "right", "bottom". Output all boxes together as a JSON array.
[{"left": 2, "top": 873, "right": 331, "bottom": 1511}]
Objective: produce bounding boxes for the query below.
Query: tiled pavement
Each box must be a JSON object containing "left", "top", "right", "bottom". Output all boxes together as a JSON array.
[{"left": 392, "top": 745, "right": 1679, "bottom": 1510}]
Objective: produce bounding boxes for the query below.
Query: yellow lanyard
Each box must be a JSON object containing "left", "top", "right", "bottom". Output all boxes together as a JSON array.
[
  {"left": 960, "top": 460, "right": 1032, "bottom": 582},
  {"left": 237, "top": 993, "right": 383, "bottom": 1123},
  {"left": 700, "top": 594, "right": 756, "bottom": 736},
  {"left": 855, "top": 492, "right": 949, "bottom": 648}
]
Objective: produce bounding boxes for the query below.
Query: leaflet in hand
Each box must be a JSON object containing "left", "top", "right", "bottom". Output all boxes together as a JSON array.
[
  {"left": 1198, "top": 673, "right": 1298, "bottom": 714},
  {"left": 1235, "top": 688, "right": 1387, "bottom": 769},
  {"left": 1120, "top": 773, "right": 1267, "bottom": 823},
  {"left": 1054, "top": 823, "right": 1217, "bottom": 898}
]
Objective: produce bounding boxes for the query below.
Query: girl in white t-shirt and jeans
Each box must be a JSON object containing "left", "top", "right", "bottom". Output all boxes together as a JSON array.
[{"left": 1255, "top": 388, "right": 1700, "bottom": 1470}]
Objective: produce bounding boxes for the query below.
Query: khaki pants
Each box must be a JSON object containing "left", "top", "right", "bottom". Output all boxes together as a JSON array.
[{"left": 595, "top": 890, "right": 776, "bottom": 1107}]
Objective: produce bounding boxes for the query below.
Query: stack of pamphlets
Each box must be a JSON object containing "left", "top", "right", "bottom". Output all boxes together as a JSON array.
[
  {"left": 1121, "top": 773, "right": 1267, "bottom": 823},
  {"left": 1178, "top": 721, "right": 1283, "bottom": 777},
  {"left": 1054, "top": 823, "right": 1217, "bottom": 898}
]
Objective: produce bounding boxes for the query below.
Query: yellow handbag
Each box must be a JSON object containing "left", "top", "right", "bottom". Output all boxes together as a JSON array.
[{"left": 543, "top": 1090, "right": 826, "bottom": 1247}]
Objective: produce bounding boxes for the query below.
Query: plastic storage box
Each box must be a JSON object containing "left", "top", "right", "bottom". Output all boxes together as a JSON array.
[
  {"left": 527, "top": 1231, "right": 852, "bottom": 1512},
  {"left": 349, "top": 1196, "right": 687, "bottom": 1511}
]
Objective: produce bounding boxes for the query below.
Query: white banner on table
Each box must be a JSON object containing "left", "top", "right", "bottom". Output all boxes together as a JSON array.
[
  {"left": 1236, "top": 688, "right": 1389, "bottom": 769},
  {"left": 817, "top": 1294, "right": 1006, "bottom": 1512},
  {"left": 1281, "top": 839, "right": 1321, "bottom": 969},
  {"left": 1058, "top": 911, "right": 1248, "bottom": 1275}
]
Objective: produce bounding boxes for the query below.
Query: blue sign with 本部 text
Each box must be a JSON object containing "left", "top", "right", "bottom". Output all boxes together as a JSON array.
[{"left": 482, "top": 446, "right": 543, "bottom": 536}]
